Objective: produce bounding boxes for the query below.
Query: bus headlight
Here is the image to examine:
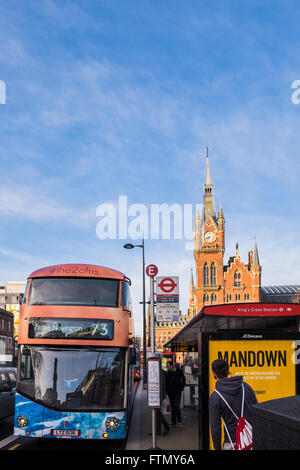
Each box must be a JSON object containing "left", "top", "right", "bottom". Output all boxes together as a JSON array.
[
  {"left": 105, "top": 417, "right": 119, "bottom": 431},
  {"left": 17, "top": 415, "right": 28, "bottom": 428}
]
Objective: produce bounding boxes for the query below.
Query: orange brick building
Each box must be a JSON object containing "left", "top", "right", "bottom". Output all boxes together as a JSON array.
[{"left": 189, "top": 154, "right": 262, "bottom": 315}]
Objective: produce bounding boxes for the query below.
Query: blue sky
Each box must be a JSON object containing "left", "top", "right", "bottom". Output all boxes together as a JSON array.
[{"left": 0, "top": 0, "right": 300, "bottom": 335}]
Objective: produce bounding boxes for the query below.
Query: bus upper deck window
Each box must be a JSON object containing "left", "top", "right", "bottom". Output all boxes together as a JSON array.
[
  {"left": 28, "top": 278, "right": 119, "bottom": 307},
  {"left": 22, "top": 280, "right": 30, "bottom": 305}
]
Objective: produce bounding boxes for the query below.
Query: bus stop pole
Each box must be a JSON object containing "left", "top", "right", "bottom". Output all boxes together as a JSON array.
[
  {"left": 142, "top": 238, "right": 147, "bottom": 385},
  {"left": 150, "top": 276, "right": 155, "bottom": 352},
  {"left": 150, "top": 275, "right": 157, "bottom": 449}
]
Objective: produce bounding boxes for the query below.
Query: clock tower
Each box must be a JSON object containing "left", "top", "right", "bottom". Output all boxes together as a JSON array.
[
  {"left": 192, "top": 152, "right": 261, "bottom": 314},
  {"left": 194, "top": 153, "right": 225, "bottom": 310}
]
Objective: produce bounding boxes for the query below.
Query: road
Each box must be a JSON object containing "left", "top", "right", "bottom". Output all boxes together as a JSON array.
[
  {"left": 0, "top": 415, "right": 22, "bottom": 451},
  {"left": 0, "top": 417, "right": 130, "bottom": 451},
  {"left": 0, "top": 380, "right": 140, "bottom": 451},
  {"left": 0, "top": 417, "right": 129, "bottom": 451}
]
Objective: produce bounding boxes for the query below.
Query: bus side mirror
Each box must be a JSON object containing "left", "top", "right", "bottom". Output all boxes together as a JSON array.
[
  {"left": 124, "top": 308, "right": 132, "bottom": 317},
  {"left": 129, "top": 348, "right": 137, "bottom": 365}
]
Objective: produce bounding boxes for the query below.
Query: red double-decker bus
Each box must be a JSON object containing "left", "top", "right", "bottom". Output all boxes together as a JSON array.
[{"left": 14, "top": 264, "right": 136, "bottom": 443}]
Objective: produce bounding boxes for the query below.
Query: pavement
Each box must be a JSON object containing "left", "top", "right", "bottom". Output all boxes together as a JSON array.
[{"left": 126, "top": 375, "right": 199, "bottom": 451}]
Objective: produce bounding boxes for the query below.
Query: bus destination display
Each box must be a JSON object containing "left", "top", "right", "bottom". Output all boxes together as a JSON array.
[{"left": 28, "top": 318, "right": 114, "bottom": 340}]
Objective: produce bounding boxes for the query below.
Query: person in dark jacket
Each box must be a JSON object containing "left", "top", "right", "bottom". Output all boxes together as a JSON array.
[
  {"left": 165, "top": 361, "right": 186, "bottom": 427},
  {"left": 209, "top": 359, "right": 257, "bottom": 450}
]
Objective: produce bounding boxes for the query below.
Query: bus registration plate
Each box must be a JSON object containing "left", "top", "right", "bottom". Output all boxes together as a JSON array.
[{"left": 51, "top": 429, "right": 81, "bottom": 437}]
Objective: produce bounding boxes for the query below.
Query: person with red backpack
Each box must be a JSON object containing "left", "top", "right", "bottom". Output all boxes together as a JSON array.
[{"left": 209, "top": 359, "right": 258, "bottom": 450}]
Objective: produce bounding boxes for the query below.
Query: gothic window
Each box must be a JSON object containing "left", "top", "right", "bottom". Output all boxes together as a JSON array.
[
  {"left": 211, "top": 294, "right": 217, "bottom": 303},
  {"left": 203, "top": 263, "right": 209, "bottom": 286},
  {"left": 210, "top": 263, "right": 216, "bottom": 286},
  {"left": 234, "top": 270, "right": 241, "bottom": 287}
]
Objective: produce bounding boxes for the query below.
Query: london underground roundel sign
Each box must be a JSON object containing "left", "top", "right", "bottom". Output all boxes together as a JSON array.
[
  {"left": 146, "top": 264, "right": 158, "bottom": 278},
  {"left": 158, "top": 277, "right": 177, "bottom": 293}
]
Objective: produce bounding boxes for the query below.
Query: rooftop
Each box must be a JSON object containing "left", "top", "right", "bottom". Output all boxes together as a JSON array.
[{"left": 261, "top": 285, "right": 300, "bottom": 303}]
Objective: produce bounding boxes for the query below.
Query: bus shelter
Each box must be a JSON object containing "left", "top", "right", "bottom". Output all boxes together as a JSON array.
[{"left": 164, "top": 302, "right": 300, "bottom": 450}]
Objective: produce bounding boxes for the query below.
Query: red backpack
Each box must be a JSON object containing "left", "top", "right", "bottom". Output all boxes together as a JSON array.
[{"left": 215, "top": 383, "right": 253, "bottom": 450}]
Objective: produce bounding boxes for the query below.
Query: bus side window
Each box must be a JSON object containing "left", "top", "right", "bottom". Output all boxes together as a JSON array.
[
  {"left": 21, "top": 280, "right": 30, "bottom": 305},
  {"left": 17, "top": 346, "right": 35, "bottom": 399},
  {"left": 122, "top": 282, "right": 130, "bottom": 310},
  {"left": 19, "top": 346, "right": 34, "bottom": 380}
]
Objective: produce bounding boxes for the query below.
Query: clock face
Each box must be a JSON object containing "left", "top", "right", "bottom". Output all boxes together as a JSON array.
[{"left": 204, "top": 231, "right": 216, "bottom": 243}]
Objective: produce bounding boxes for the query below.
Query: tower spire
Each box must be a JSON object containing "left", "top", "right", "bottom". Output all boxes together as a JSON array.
[
  {"left": 190, "top": 266, "right": 194, "bottom": 287},
  {"left": 202, "top": 149, "right": 216, "bottom": 222},
  {"left": 253, "top": 240, "right": 260, "bottom": 266},
  {"left": 205, "top": 149, "right": 213, "bottom": 187},
  {"left": 218, "top": 203, "right": 224, "bottom": 219}
]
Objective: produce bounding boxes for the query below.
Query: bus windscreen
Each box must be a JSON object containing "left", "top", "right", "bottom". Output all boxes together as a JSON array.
[
  {"left": 28, "top": 277, "right": 119, "bottom": 307},
  {"left": 18, "top": 346, "right": 125, "bottom": 411}
]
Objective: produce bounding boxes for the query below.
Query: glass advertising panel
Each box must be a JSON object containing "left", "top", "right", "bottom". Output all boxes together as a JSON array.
[{"left": 208, "top": 337, "right": 298, "bottom": 450}]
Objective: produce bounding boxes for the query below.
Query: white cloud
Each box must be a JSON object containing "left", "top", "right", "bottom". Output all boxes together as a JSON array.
[{"left": 0, "top": 185, "right": 95, "bottom": 228}]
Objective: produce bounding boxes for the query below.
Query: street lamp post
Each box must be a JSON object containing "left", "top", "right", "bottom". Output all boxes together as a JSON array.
[{"left": 123, "top": 239, "right": 147, "bottom": 385}]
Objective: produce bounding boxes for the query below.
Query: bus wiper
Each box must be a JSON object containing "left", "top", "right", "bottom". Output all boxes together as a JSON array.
[
  {"left": 80, "top": 346, "right": 103, "bottom": 352},
  {"left": 39, "top": 345, "right": 103, "bottom": 352},
  {"left": 31, "top": 302, "right": 46, "bottom": 305},
  {"left": 38, "top": 345, "right": 64, "bottom": 351}
]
